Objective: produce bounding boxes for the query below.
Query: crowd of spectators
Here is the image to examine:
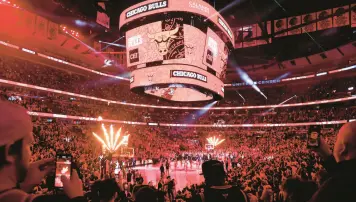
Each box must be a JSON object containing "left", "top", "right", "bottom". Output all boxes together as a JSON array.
[
  {"left": 1, "top": 54, "right": 355, "bottom": 107},
  {"left": 1, "top": 85, "right": 355, "bottom": 125},
  {"left": 0, "top": 54, "right": 355, "bottom": 202},
  {"left": 16, "top": 115, "right": 341, "bottom": 202}
]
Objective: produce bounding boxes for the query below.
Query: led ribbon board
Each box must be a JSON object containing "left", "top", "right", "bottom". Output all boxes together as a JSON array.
[
  {"left": 120, "top": 1, "right": 232, "bottom": 101},
  {"left": 120, "top": 0, "right": 234, "bottom": 45}
]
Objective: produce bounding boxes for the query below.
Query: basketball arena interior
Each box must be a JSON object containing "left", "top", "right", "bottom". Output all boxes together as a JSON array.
[{"left": 0, "top": 0, "right": 355, "bottom": 202}]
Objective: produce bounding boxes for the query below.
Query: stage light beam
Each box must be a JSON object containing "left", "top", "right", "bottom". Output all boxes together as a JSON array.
[
  {"left": 236, "top": 67, "right": 267, "bottom": 99},
  {"left": 99, "top": 41, "right": 126, "bottom": 48},
  {"left": 262, "top": 95, "right": 297, "bottom": 115},
  {"left": 204, "top": 0, "right": 247, "bottom": 22},
  {"left": 100, "top": 36, "right": 125, "bottom": 51}
]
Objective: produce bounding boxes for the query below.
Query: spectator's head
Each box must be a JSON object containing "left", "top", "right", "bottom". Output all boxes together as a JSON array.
[
  {"left": 333, "top": 122, "right": 356, "bottom": 162},
  {"left": 281, "top": 178, "right": 317, "bottom": 202},
  {"left": 201, "top": 160, "right": 226, "bottom": 186},
  {"left": 135, "top": 186, "right": 157, "bottom": 202},
  {"left": 148, "top": 181, "right": 153, "bottom": 187},
  {"left": 91, "top": 179, "right": 120, "bottom": 202},
  {"left": 123, "top": 182, "right": 129, "bottom": 190},
  {"left": 0, "top": 101, "right": 33, "bottom": 183},
  {"left": 136, "top": 176, "right": 143, "bottom": 184}
]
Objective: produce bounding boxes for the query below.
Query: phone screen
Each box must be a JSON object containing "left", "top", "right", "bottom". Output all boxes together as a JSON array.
[
  {"left": 55, "top": 154, "right": 72, "bottom": 188},
  {"left": 308, "top": 126, "right": 321, "bottom": 148}
]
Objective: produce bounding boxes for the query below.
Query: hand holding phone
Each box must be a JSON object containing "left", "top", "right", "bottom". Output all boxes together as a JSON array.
[
  {"left": 20, "top": 158, "right": 55, "bottom": 192},
  {"left": 55, "top": 154, "right": 72, "bottom": 189},
  {"left": 307, "top": 125, "right": 321, "bottom": 148},
  {"left": 61, "top": 169, "right": 84, "bottom": 199}
]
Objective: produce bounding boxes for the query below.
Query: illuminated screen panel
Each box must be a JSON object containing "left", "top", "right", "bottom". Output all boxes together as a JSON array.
[
  {"left": 145, "top": 85, "right": 213, "bottom": 102},
  {"left": 130, "top": 65, "right": 224, "bottom": 102},
  {"left": 122, "top": 1, "right": 233, "bottom": 102},
  {"left": 126, "top": 21, "right": 207, "bottom": 70},
  {"left": 119, "top": 0, "right": 234, "bottom": 46},
  {"left": 163, "top": 24, "right": 207, "bottom": 70},
  {"left": 203, "top": 28, "right": 228, "bottom": 78},
  {"left": 126, "top": 21, "right": 164, "bottom": 66}
]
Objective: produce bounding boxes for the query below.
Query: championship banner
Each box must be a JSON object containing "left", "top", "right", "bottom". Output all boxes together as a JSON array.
[
  {"left": 15, "top": 9, "right": 25, "bottom": 30},
  {"left": 317, "top": 9, "right": 332, "bottom": 30},
  {"left": 47, "top": 21, "right": 59, "bottom": 40},
  {"left": 234, "top": 27, "right": 243, "bottom": 48},
  {"left": 23, "top": 11, "right": 36, "bottom": 34},
  {"left": 242, "top": 24, "right": 257, "bottom": 48},
  {"left": 256, "top": 21, "right": 271, "bottom": 45},
  {"left": 35, "top": 15, "right": 48, "bottom": 38},
  {"left": 288, "top": 16, "right": 302, "bottom": 35},
  {"left": 302, "top": 13, "right": 317, "bottom": 33},
  {"left": 97, "top": 2, "right": 110, "bottom": 29},
  {"left": 1, "top": 8, "right": 20, "bottom": 32},
  {"left": 352, "top": 4, "right": 356, "bottom": 27},
  {"left": 333, "top": 6, "right": 350, "bottom": 27},
  {"left": 15, "top": 10, "right": 35, "bottom": 34},
  {"left": 274, "top": 18, "right": 287, "bottom": 37}
]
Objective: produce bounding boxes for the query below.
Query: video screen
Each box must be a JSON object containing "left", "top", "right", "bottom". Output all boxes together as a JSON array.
[
  {"left": 145, "top": 84, "right": 213, "bottom": 102},
  {"left": 126, "top": 19, "right": 186, "bottom": 66},
  {"left": 203, "top": 28, "right": 228, "bottom": 78},
  {"left": 126, "top": 19, "right": 222, "bottom": 71},
  {"left": 119, "top": 0, "right": 235, "bottom": 46},
  {"left": 130, "top": 65, "right": 224, "bottom": 102},
  {"left": 55, "top": 155, "right": 72, "bottom": 188},
  {"left": 126, "top": 18, "right": 227, "bottom": 101}
]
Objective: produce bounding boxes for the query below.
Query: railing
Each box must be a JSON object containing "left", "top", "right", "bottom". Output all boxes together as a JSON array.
[
  {"left": 1, "top": 78, "right": 355, "bottom": 110},
  {"left": 28, "top": 111, "right": 355, "bottom": 127}
]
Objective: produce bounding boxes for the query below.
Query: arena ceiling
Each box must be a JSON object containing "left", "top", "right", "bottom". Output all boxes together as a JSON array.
[{"left": 21, "top": 0, "right": 356, "bottom": 79}]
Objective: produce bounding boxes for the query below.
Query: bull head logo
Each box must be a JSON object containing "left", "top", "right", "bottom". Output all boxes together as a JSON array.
[
  {"left": 147, "top": 73, "right": 154, "bottom": 82},
  {"left": 148, "top": 27, "right": 180, "bottom": 56}
]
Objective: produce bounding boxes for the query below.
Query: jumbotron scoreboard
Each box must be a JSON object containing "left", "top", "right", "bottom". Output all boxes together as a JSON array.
[{"left": 119, "top": 0, "right": 234, "bottom": 102}]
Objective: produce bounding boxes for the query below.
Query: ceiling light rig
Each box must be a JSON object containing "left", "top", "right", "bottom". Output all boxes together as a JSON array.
[{"left": 92, "top": 124, "right": 130, "bottom": 153}]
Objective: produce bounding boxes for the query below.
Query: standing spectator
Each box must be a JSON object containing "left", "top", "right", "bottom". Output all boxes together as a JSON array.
[
  {"left": 0, "top": 101, "right": 85, "bottom": 202},
  {"left": 260, "top": 181, "right": 273, "bottom": 202},
  {"left": 166, "top": 176, "right": 174, "bottom": 202},
  {"left": 160, "top": 164, "right": 165, "bottom": 178},
  {"left": 189, "top": 160, "right": 248, "bottom": 202},
  {"left": 91, "top": 179, "right": 120, "bottom": 202},
  {"left": 132, "top": 177, "right": 144, "bottom": 197},
  {"left": 165, "top": 160, "right": 170, "bottom": 175},
  {"left": 126, "top": 170, "right": 132, "bottom": 184},
  {"left": 310, "top": 122, "right": 356, "bottom": 202}
]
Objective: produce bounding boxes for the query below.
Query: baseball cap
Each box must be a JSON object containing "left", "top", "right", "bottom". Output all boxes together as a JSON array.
[
  {"left": 200, "top": 160, "right": 226, "bottom": 177},
  {"left": 0, "top": 101, "right": 33, "bottom": 146}
]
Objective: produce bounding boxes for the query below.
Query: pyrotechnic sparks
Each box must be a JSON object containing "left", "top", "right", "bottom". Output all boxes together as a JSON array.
[
  {"left": 92, "top": 124, "right": 129, "bottom": 153},
  {"left": 207, "top": 136, "right": 225, "bottom": 147}
]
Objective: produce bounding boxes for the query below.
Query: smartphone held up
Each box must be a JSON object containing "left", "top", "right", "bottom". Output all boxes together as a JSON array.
[
  {"left": 307, "top": 125, "right": 321, "bottom": 148},
  {"left": 55, "top": 154, "right": 72, "bottom": 189}
]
